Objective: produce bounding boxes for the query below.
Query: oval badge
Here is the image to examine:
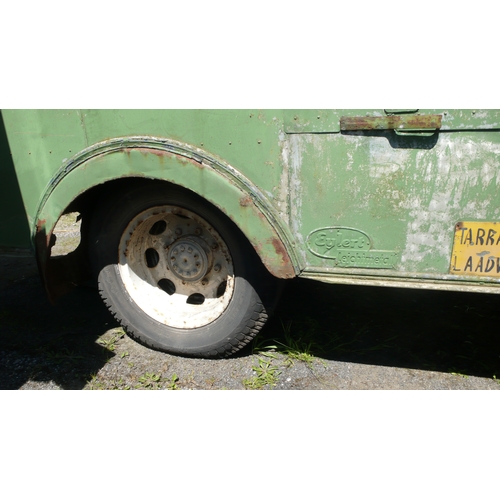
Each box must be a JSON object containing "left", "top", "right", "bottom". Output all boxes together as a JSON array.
[
  {"left": 307, "top": 227, "right": 398, "bottom": 269},
  {"left": 307, "top": 227, "right": 372, "bottom": 258}
]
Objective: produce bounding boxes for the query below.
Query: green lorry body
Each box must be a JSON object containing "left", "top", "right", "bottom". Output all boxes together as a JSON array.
[{"left": 2, "top": 109, "right": 499, "bottom": 355}]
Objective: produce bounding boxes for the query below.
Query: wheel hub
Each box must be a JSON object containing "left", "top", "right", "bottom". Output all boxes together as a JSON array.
[
  {"left": 118, "top": 205, "right": 234, "bottom": 329},
  {"left": 167, "top": 237, "right": 209, "bottom": 282}
]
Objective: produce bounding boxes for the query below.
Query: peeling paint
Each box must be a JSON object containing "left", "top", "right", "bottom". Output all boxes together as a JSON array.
[
  {"left": 285, "top": 122, "right": 500, "bottom": 285},
  {"left": 399, "top": 135, "right": 500, "bottom": 268}
]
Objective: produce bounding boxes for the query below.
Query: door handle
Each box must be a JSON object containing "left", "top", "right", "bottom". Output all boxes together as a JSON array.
[{"left": 340, "top": 114, "right": 442, "bottom": 136}]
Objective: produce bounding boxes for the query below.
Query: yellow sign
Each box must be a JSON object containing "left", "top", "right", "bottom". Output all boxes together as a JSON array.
[{"left": 450, "top": 221, "right": 500, "bottom": 277}]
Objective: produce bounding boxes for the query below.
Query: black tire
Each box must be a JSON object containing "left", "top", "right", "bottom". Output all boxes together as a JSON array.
[{"left": 89, "top": 182, "right": 277, "bottom": 358}]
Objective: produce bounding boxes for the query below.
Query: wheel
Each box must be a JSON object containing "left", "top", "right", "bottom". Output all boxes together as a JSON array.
[{"left": 89, "top": 182, "right": 277, "bottom": 357}]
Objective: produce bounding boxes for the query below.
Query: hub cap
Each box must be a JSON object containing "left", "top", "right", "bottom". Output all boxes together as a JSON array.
[
  {"left": 118, "top": 206, "right": 234, "bottom": 329},
  {"left": 167, "top": 237, "right": 210, "bottom": 282}
]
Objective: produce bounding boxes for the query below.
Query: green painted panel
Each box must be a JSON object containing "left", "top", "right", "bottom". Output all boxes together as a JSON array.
[
  {"left": 288, "top": 128, "right": 500, "bottom": 279},
  {"left": 79, "top": 110, "right": 285, "bottom": 202},
  {"left": 1, "top": 110, "right": 87, "bottom": 221}
]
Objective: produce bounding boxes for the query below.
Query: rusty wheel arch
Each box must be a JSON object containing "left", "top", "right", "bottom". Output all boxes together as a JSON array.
[{"left": 36, "top": 176, "right": 298, "bottom": 303}]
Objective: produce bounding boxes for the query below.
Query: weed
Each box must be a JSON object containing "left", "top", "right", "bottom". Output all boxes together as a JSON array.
[
  {"left": 86, "top": 373, "right": 106, "bottom": 390},
  {"left": 136, "top": 372, "right": 162, "bottom": 389},
  {"left": 167, "top": 374, "right": 179, "bottom": 390},
  {"left": 109, "top": 378, "right": 131, "bottom": 390},
  {"left": 243, "top": 358, "right": 281, "bottom": 389}
]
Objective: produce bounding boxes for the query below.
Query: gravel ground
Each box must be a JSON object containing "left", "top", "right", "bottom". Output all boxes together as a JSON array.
[{"left": 1, "top": 214, "right": 500, "bottom": 390}]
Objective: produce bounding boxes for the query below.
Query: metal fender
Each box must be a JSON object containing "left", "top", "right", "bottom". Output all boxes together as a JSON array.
[{"left": 34, "top": 137, "right": 300, "bottom": 299}]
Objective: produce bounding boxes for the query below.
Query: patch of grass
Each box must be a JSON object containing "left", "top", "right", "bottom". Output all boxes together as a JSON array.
[
  {"left": 243, "top": 358, "right": 281, "bottom": 389},
  {"left": 85, "top": 373, "right": 132, "bottom": 390},
  {"left": 86, "top": 373, "right": 106, "bottom": 390},
  {"left": 255, "top": 315, "right": 403, "bottom": 371},
  {"left": 97, "top": 329, "right": 126, "bottom": 352},
  {"left": 254, "top": 318, "right": 320, "bottom": 367},
  {"left": 136, "top": 372, "right": 162, "bottom": 389}
]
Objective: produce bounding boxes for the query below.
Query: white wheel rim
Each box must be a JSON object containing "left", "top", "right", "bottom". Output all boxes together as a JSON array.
[{"left": 118, "top": 206, "right": 234, "bottom": 329}]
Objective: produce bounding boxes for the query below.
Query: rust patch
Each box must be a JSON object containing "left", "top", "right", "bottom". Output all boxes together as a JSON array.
[
  {"left": 125, "top": 148, "right": 204, "bottom": 168},
  {"left": 340, "top": 114, "right": 442, "bottom": 131},
  {"left": 240, "top": 195, "right": 253, "bottom": 207},
  {"left": 267, "top": 237, "right": 295, "bottom": 279},
  {"left": 36, "top": 219, "right": 49, "bottom": 245},
  {"left": 250, "top": 236, "right": 294, "bottom": 279}
]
